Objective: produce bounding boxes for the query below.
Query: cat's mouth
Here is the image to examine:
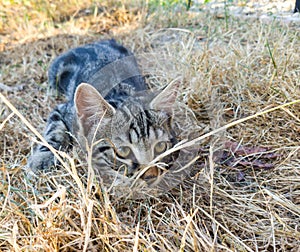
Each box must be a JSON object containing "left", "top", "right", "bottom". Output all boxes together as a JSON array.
[
  {"left": 141, "top": 166, "right": 160, "bottom": 181},
  {"left": 131, "top": 160, "right": 172, "bottom": 184}
]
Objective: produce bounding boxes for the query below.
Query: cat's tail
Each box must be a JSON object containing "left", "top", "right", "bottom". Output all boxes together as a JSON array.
[
  {"left": 48, "top": 49, "right": 83, "bottom": 100},
  {"left": 47, "top": 39, "right": 145, "bottom": 101}
]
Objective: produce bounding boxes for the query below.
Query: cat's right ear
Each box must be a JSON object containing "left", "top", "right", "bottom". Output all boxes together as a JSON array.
[
  {"left": 74, "top": 83, "right": 115, "bottom": 136},
  {"left": 149, "top": 79, "right": 179, "bottom": 112}
]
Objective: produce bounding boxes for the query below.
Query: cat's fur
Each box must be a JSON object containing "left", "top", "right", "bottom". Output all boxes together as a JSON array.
[{"left": 28, "top": 39, "right": 178, "bottom": 185}]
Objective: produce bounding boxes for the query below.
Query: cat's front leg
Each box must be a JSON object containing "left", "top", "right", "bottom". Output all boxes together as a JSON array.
[{"left": 27, "top": 103, "right": 73, "bottom": 171}]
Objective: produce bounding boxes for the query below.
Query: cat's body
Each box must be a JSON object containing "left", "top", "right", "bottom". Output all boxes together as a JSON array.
[{"left": 28, "top": 39, "right": 178, "bottom": 186}]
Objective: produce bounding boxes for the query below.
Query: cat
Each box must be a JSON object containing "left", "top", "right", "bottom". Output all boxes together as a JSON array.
[{"left": 27, "top": 39, "right": 180, "bottom": 187}]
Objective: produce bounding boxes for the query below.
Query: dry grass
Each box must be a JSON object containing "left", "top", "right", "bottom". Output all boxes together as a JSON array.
[{"left": 0, "top": 0, "right": 300, "bottom": 251}]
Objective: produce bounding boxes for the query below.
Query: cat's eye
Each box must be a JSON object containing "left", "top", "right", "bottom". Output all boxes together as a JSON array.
[
  {"left": 154, "top": 141, "right": 168, "bottom": 154},
  {"left": 117, "top": 146, "right": 132, "bottom": 158}
]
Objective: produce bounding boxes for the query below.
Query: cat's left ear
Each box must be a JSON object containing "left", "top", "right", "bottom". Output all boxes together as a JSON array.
[
  {"left": 149, "top": 80, "right": 179, "bottom": 112},
  {"left": 74, "top": 83, "right": 116, "bottom": 136}
]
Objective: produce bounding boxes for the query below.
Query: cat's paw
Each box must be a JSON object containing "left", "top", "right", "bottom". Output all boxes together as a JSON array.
[{"left": 26, "top": 150, "right": 56, "bottom": 172}]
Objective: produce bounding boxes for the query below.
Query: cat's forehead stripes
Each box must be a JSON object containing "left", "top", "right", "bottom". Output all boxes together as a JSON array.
[
  {"left": 129, "top": 111, "right": 163, "bottom": 142},
  {"left": 128, "top": 125, "right": 160, "bottom": 145},
  {"left": 129, "top": 127, "right": 139, "bottom": 144}
]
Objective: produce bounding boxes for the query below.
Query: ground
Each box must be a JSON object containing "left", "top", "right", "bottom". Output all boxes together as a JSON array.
[{"left": 0, "top": 0, "right": 300, "bottom": 251}]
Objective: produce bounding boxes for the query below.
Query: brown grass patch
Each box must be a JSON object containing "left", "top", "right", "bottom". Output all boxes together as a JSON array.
[{"left": 1, "top": 1, "right": 300, "bottom": 251}]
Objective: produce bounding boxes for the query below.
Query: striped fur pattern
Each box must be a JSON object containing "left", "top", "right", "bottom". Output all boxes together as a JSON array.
[{"left": 28, "top": 40, "right": 178, "bottom": 184}]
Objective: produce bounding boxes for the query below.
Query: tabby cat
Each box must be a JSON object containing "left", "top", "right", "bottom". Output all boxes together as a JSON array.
[{"left": 27, "top": 39, "right": 179, "bottom": 187}]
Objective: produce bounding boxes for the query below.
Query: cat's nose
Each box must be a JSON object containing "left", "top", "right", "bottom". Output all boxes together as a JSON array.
[{"left": 141, "top": 166, "right": 160, "bottom": 180}]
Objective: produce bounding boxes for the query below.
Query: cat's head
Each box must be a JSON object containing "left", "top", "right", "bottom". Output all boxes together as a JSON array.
[{"left": 74, "top": 82, "right": 178, "bottom": 185}]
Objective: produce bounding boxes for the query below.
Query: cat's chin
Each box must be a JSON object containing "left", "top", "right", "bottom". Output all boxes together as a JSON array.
[{"left": 105, "top": 172, "right": 165, "bottom": 199}]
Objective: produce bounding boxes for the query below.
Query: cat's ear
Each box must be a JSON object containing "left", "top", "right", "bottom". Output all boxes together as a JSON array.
[
  {"left": 74, "top": 83, "right": 115, "bottom": 135},
  {"left": 150, "top": 80, "right": 179, "bottom": 111}
]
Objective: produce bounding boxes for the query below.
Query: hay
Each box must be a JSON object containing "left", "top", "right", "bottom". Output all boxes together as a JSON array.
[{"left": 0, "top": 0, "right": 300, "bottom": 251}]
